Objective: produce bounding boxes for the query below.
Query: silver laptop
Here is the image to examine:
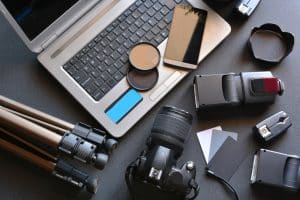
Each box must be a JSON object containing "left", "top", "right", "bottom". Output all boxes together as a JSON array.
[{"left": 0, "top": 0, "right": 231, "bottom": 138}]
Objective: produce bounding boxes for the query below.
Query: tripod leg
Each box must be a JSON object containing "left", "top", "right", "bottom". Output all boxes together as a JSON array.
[
  {"left": 0, "top": 136, "right": 99, "bottom": 193},
  {"left": 0, "top": 95, "right": 74, "bottom": 131},
  {"left": 0, "top": 127, "right": 57, "bottom": 161},
  {"left": 0, "top": 107, "right": 62, "bottom": 148},
  {"left": 0, "top": 137, "right": 55, "bottom": 172},
  {"left": 1, "top": 106, "right": 68, "bottom": 134}
]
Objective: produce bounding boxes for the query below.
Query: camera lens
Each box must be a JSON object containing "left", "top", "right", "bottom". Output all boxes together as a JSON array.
[{"left": 150, "top": 106, "right": 193, "bottom": 157}]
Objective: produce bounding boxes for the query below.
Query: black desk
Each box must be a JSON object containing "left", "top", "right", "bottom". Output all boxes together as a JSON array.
[{"left": 1, "top": 1, "right": 300, "bottom": 199}]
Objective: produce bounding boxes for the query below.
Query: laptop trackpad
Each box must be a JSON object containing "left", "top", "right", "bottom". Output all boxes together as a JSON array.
[{"left": 105, "top": 89, "right": 143, "bottom": 124}]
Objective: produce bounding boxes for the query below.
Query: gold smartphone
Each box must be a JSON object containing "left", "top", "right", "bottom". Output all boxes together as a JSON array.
[{"left": 164, "top": 5, "right": 207, "bottom": 69}]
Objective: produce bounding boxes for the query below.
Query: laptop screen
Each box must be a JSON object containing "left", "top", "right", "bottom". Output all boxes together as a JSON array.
[{"left": 2, "top": 0, "right": 79, "bottom": 40}]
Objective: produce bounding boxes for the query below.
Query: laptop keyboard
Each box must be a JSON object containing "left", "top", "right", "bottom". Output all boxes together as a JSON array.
[{"left": 63, "top": 0, "right": 188, "bottom": 101}]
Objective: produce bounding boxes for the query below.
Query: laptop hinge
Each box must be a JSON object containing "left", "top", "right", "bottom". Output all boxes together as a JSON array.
[{"left": 41, "top": 34, "right": 58, "bottom": 50}]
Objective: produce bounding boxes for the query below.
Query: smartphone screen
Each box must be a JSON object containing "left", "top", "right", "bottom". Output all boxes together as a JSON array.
[{"left": 164, "top": 5, "right": 207, "bottom": 69}]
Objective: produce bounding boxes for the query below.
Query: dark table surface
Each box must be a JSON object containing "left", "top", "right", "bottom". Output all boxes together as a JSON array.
[{"left": 1, "top": 0, "right": 300, "bottom": 200}]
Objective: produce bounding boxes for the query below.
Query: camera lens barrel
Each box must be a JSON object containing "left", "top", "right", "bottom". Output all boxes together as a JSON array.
[{"left": 150, "top": 106, "right": 193, "bottom": 157}]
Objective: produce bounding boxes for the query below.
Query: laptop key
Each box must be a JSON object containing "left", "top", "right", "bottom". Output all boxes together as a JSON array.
[
  {"left": 100, "top": 30, "right": 108, "bottom": 37},
  {"left": 91, "top": 69, "right": 100, "bottom": 78},
  {"left": 81, "top": 55, "right": 91, "bottom": 64},
  {"left": 116, "top": 35, "right": 125, "bottom": 44},
  {"left": 129, "top": 4, "right": 138, "bottom": 12},
  {"left": 75, "top": 71, "right": 88, "bottom": 83},
  {"left": 110, "top": 41, "right": 119, "bottom": 50},
  {"left": 138, "top": 5, "right": 147, "bottom": 13},
  {"left": 63, "top": 63, "right": 73, "bottom": 71},
  {"left": 100, "top": 71, "right": 110, "bottom": 81},
  {"left": 161, "top": 29, "right": 169, "bottom": 38},
  {"left": 130, "top": 34, "right": 139, "bottom": 43},
  {"left": 136, "top": 29, "right": 146, "bottom": 38},
  {"left": 145, "top": 0, "right": 154, "bottom": 8},
  {"left": 151, "top": 27, "right": 160, "bottom": 35},
  {"left": 74, "top": 60, "right": 85, "bottom": 70},
  {"left": 113, "top": 27, "right": 123, "bottom": 36},
  {"left": 93, "top": 89, "right": 104, "bottom": 101},
  {"left": 164, "top": 0, "right": 176, "bottom": 10},
  {"left": 82, "top": 46, "right": 90, "bottom": 54},
  {"left": 114, "top": 60, "right": 124, "bottom": 69},
  {"left": 117, "top": 46, "right": 126, "bottom": 55},
  {"left": 132, "top": 10, "right": 142, "bottom": 19},
  {"left": 119, "top": 65, "right": 128, "bottom": 75},
  {"left": 96, "top": 53, "right": 106, "bottom": 62},
  {"left": 104, "top": 57, "right": 114, "bottom": 66},
  {"left": 153, "top": 2, "right": 163, "bottom": 11},
  {"left": 95, "top": 78, "right": 104, "bottom": 86},
  {"left": 107, "top": 77, "right": 117, "bottom": 87},
  {"left": 124, "top": 40, "right": 133, "bottom": 49},
  {"left": 124, "top": 9, "right": 132, "bottom": 17},
  {"left": 145, "top": 32, "right": 155, "bottom": 40},
  {"left": 154, "top": 35, "right": 165, "bottom": 44},
  {"left": 126, "top": 16, "right": 135, "bottom": 25},
  {"left": 106, "top": 25, "right": 114, "bottom": 32},
  {"left": 118, "top": 14, "right": 126, "bottom": 22},
  {"left": 87, "top": 49, "right": 98, "bottom": 58},
  {"left": 158, "top": 21, "right": 167, "bottom": 29},
  {"left": 120, "top": 55, "right": 128, "bottom": 63},
  {"left": 100, "top": 38, "right": 109, "bottom": 47},
  {"left": 113, "top": 71, "right": 123, "bottom": 81},
  {"left": 154, "top": 12, "right": 163, "bottom": 21},
  {"left": 81, "top": 77, "right": 92, "bottom": 88},
  {"left": 83, "top": 64, "right": 93, "bottom": 73},
  {"left": 148, "top": 18, "right": 158, "bottom": 26},
  {"left": 100, "top": 83, "right": 110, "bottom": 93},
  {"left": 88, "top": 41, "right": 96, "bottom": 48},
  {"left": 147, "top": 8, "right": 156, "bottom": 16},
  {"left": 122, "top": 30, "right": 131, "bottom": 39},
  {"left": 86, "top": 83, "right": 97, "bottom": 95},
  {"left": 141, "top": 13, "right": 150, "bottom": 22},
  {"left": 107, "top": 65, "right": 117, "bottom": 75},
  {"left": 164, "top": 12, "right": 173, "bottom": 24},
  {"left": 135, "top": 0, "right": 143, "bottom": 6},
  {"left": 120, "top": 21, "right": 129, "bottom": 30},
  {"left": 142, "top": 23, "right": 152, "bottom": 32},
  {"left": 111, "top": 51, "right": 121, "bottom": 60},
  {"left": 129, "top": 24, "right": 138, "bottom": 33},
  {"left": 160, "top": 6, "right": 170, "bottom": 15},
  {"left": 89, "top": 58, "right": 100, "bottom": 67},
  {"left": 107, "top": 33, "right": 117, "bottom": 42},
  {"left": 134, "top": 19, "right": 144, "bottom": 27},
  {"left": 103, "top": 47, "right": 113, "bottom": 56},
  {"left": 94, "top": 36, "right": 102, "bottom": 42}
]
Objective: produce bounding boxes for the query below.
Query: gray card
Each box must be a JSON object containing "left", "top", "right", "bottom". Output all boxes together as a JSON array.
[
  {"left": 208, "top": 132, "right": 228, "bottom": 163},
  {"left": 208, "top": 130, "right": 238, "bottom": 163}
]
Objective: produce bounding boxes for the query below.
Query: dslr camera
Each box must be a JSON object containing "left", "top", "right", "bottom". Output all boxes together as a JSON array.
[{"left": 125, "top": 106, "right": 199, "bottom": 200}]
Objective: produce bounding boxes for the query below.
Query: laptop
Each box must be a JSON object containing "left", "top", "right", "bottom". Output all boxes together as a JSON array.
[{"left": 0, "top": 0, "right": 231, "bottom": 138}]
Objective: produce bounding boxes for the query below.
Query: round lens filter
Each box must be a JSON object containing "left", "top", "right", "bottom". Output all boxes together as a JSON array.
[
  {"left": 129, "top": 43, "right": 161, "bottom": 71},
  {"left": 127, "top": 67, "right": 159, "bottom": 91}
]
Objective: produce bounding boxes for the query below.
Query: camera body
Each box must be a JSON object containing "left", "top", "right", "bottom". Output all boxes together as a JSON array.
[
  {"left": 126, "top": 106, "right": 199, "bottom": 199},
  {"left": 134, "top": 146, "right": 197, "bottom": 196}
]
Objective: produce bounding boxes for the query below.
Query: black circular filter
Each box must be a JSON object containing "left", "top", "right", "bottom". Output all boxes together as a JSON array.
[{"left": 126, "top": 67, "right": 159, "bottom": 91}]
